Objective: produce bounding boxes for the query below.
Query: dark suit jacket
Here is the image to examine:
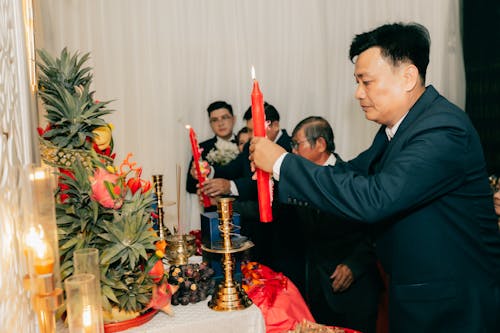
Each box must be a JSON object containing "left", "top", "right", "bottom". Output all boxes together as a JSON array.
[
  {"left": 185, "top": 135, "right": 238, "bottom": 194},
  {"left": 277, "top": 86, "right": 500, "bottom": 332},
  {"left": 214, "top": 129, "right": 292, "bottom": 201},
  {"left": 214, "top": 129, "right": 292, "bottom": 264},
  {"left": 186, "top": 136, "right": 217, "bottom": 194},
  {"left": 273, "top": 155, "right": 381, "bottom": 332}
]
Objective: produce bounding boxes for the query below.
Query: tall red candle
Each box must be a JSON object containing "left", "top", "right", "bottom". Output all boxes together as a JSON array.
[
  {"left": 251, "top": 67, "right": 273, "bottom": 222},
  {"left": 186, "top": 125, "right": 211, "bottom": 208}
]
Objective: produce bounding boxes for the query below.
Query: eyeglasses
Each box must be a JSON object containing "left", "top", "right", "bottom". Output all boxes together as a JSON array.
[
  {"left": 209, "top": 115, "right": 233, "bottom": 124},
  {"left": 290, "top": 139, "right": 310, "bottom": 150}
]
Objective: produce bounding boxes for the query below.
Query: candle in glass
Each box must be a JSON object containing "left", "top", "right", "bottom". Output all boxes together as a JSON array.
[
  {"left": 251, "top": 67, "right": 273, "bottom": 222},
  {"left": 186, "top": 125, "right": 211, "bottom": 207},
  {"left": 34, "top": 239, "right": 55, "bottom": 275},
  {"left": 25, "top": 225, "right": 55, "bottom": 275},
  {"left": 65, "top": 273, "right": 103, "bottom": 333}
]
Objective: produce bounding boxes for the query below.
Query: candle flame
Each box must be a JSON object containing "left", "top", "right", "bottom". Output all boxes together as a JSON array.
[
  {"left": 25, "top": 225, "right": 44, "bottom": 249},
  {"left": 25, "top": 225, "right": 55, "bottom": 274},
  {"left": 185, "top": 124, "right": 191, "bottom": 130},
  {"left": 251, "top": 66, "right": 256, "bottom": 80},
  {"left": 83, "top": 306, "right": 92, "bottom": 328},
  {"left": 29, "top": 169, "right": 46, "bottom": 181}
]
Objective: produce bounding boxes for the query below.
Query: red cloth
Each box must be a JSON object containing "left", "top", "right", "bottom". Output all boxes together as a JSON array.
[{"left": 242, "top": 262, "right": 315, "bottom": 333}]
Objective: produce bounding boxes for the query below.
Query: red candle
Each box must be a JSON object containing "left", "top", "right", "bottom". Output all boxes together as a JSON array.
[
  {"left": 251, "top": 67, "right": 273, "bottom": 222},
  {"left": 186, "top": 125, "right": 211, "bottom": 208}
]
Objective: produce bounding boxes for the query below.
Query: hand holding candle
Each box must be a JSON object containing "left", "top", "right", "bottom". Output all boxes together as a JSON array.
[
  {"left": 251, "top": 67, "right": 273, "bottom": 222},
  {"left": 186, "top": 125, "right": 211, "bottom": 208}
]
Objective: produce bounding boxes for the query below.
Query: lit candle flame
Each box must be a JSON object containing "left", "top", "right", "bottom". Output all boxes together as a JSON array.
[
  {"left": 83, "top": 306, "right": 92, "bottom": 329},
  {"left": 185, "top": 124, "right": 191, "bottom": 130},
  {"left": 251, "top": 66, "right": 256, "bottom": 80},
  {"left": 25, "top": 225, "right": 54, "bottom": 275},
  {"left": 29, "top": 169, "right": 46, "bottom": 181}
]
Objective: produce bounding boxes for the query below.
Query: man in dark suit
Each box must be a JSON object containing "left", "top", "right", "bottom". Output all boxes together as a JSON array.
[
  {"left": 185, "top": 100, "right": 238, "bottom": 197},
  {"left": 273, "top": 116, "right": 381, "bottom": 333},
  {"left": 201, "top": 102, "right": 291, "bottom": 202},
  {"left": 250, "top": 23, "right": 500, "bottom": 332},
  {"left": 200, "top": 103, "right": 291, "bottom": 264}
]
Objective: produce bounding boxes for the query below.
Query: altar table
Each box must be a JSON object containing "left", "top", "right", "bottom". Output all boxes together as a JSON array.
[{"left": 57, "top": 298, "right": 266, "bottom": 333}]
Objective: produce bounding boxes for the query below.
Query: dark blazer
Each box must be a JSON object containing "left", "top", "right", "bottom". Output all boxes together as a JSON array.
[
  {"left": 214, "top": 129, "right": 292, "bottom": 200},
  {"left": 277, "top": 86, "right": 500, "bottom": 332},
  {"left": 273, "top": 155, "right": 381, "bottom": 333},
  {"left": 214, "top": 129, "right": 292, "bottom": 264}
]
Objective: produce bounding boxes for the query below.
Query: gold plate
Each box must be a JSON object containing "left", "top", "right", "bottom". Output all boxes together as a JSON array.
[{"left": 202, "top": 240, "right": 254, "bottom": 254}]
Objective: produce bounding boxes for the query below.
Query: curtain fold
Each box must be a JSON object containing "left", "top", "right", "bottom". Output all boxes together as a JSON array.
[{"left": 34, "top": 0, "right": 464, "bottom": 231}]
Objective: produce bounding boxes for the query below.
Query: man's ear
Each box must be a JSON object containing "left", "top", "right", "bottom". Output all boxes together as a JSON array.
[
  {"left": 403, "top": 64, "right": 419, "bottom": 91},
  {"left": 315, "top": 137, "right": 327, "bottom": 153}
]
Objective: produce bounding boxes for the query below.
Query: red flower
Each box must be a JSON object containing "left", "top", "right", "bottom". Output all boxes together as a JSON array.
[
  {"left": 37, "top": 123, "right": 52, "bottom": 136},
  {"left": 58, "top": 168, "right": 75, "bottom": 203},
  {"left": 127, "top": 177, "right": 152, "bottom": 195}
]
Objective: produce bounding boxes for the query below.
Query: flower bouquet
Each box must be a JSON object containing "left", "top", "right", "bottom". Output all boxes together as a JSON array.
[
  {"left": 36, "top": 48, "right": 172, "bottom": 326},
  {"left": 205, "top": 139, "right": 239, "bottom": 166}
]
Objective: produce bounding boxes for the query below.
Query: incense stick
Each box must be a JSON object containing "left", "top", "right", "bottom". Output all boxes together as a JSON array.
[{"left": 176, "top": 163, "right": 181, "bottom": 235}]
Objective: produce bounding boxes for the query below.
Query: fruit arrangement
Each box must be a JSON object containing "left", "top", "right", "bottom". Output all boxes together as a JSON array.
[{"left": 167, "top": 262, "right": 216, "bottom": 305}]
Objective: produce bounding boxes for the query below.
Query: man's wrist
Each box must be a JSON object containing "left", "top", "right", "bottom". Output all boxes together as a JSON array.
[
  {"left": 272, "top": 152, "right": 288, "bottom": 181},
  {"left": 230, "top": 180, "right": 239, "bottom": 196}
]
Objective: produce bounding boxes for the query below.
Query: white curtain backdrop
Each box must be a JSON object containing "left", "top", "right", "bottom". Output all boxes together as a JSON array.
[{"left": 34, "top": 0, "right": 465, "bottom": 231}]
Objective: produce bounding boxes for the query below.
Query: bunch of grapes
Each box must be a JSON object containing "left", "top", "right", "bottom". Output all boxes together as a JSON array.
[{"left": 168, "top": 262, "right": 216, "bottom": 306}]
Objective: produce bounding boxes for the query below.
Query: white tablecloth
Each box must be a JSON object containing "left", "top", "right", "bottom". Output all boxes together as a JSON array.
[{"left": 57, "top": 299, "right": 266, "bottom": 333}]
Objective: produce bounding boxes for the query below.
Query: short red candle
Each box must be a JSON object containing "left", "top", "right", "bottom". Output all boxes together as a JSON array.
[
  {"left": 187, "top": 126, "right": 211, "bottom": 208},
  {"left": 251, "top": 70, "right": 273, "bottom": 223}
]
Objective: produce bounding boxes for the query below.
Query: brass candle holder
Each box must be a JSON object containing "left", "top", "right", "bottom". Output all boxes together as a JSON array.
[
  {"left": 25, "top": 272, "right": 64, "bottom": 333},
  {"left": 164, "top": 234, "right": 196, "bottom": 265},
  {"left": 152, "top": 174, "right": 172, "bottom": 239},
  {"left": 203, "top": 198, "right": 254, "bottom": 311}
]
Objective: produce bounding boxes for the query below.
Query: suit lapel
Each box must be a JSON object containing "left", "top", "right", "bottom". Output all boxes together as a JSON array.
[
  {"left": 375, "top": 86, "right": 440, "bottom": 169},
  {"left": 368, "top": 128, "right": 390, "bottom": 174}
]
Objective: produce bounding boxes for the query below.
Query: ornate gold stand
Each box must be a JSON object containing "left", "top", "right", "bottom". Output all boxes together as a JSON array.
[
  {"left": 203, "top": 198, "right": 253, "bottom": 311},
  {"left": 24, "top": 273, "right": 63, "bottom": 333},
  {"left": 152, "top": 174, "right": 169, "bottom": 240}
]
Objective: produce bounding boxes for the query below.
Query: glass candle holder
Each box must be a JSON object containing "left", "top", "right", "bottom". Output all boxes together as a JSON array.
[
  {"left": 65, "top": 273, "right": 103, "bottom": 333},
  {"left": 73, "top": 248, "right": 103, "bottom": 333},
  {"left": 74, "top": 248, "right": 100, "bottom": 288}
]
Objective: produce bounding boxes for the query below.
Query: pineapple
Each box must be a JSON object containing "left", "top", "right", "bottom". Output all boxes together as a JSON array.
[
  {"left": 37, "top": 48, "right": 112, "bottom": 149},
  {"left": 37, "top": 48, "right": 162, "bottom": 317}
]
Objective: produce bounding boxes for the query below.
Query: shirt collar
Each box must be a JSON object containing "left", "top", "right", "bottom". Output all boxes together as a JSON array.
[
  {"left": 323, "top": 153, "right": 337, "bottom": 166},
  {"left": 216, "top": 135, "right": 236, "bottom": 143},
  {"left": 385, "top": 112, "right": 409, "bottom": 141}
]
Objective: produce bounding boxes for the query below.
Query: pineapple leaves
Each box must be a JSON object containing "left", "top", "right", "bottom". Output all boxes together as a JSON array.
[{"left": 38, "top": 47, "right": 159, "bottom": 314}]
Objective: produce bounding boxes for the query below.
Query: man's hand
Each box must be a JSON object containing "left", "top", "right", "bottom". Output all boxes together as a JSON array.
[
  {"left": 249, "top": 137, "right": 286, "bottom": 173},
  {"left": 196, "top": 187, "right": 218, "bottom": 206},
  {"left": 330, "top": 264, "right": 354, "bottom": 292},
  {"left": 200, "top": 178, "right": 231, "bottom": 197}
]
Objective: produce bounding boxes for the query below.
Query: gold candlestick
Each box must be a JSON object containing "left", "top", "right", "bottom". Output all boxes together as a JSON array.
[
  {"left": 205, "top": 198, "right": 253, "bottom": 311},
  {"left": 30, "top": 274, "right": 64, "bottom": 333},
  {"left": 152, "top": 174, "right": 170, "bottom": 239}
]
